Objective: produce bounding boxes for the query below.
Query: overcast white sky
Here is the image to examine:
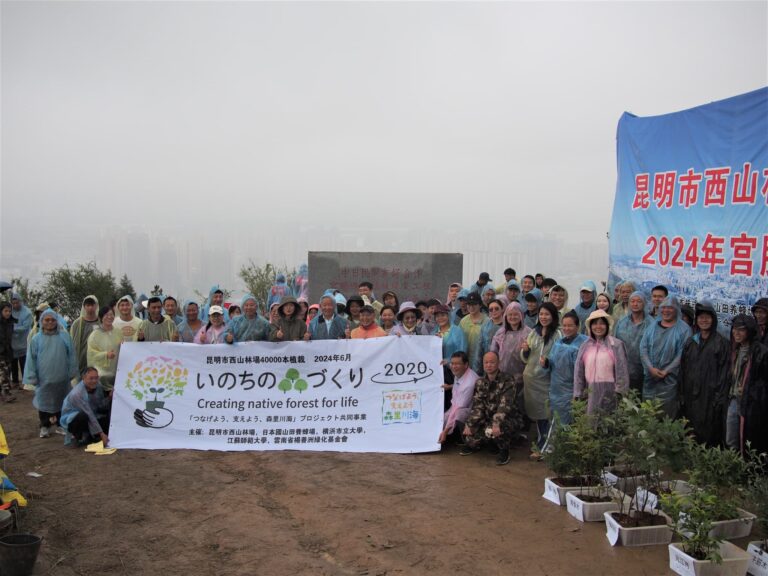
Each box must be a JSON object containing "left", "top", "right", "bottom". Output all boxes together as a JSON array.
[{"left": 1, "top": 1, "right": 767, "bottom": 256}]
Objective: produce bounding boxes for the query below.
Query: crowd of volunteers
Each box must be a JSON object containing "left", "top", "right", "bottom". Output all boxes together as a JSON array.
[{"left": 1, "top": 268, "right": 766, "bottom": 467}]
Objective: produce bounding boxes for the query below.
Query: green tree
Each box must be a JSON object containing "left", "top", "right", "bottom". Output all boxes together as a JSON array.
[
  {"left": 150, "top": 284, "right": 163, "bottom": 297},
  {"left": 7, "top": 276, "right": 44, "bottom": 307},
  {"left": 117, "top": 274, "right": 136, "bottom": 300},
  {"left": 239, "top": 261, "right": 295, "bottom": 314},
  {"left": 40, "top": 262, "right": 118, "bottom": 321}
]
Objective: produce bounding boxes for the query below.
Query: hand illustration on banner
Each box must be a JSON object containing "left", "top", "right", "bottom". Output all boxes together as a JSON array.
[{"left": 124, "top": 355, "right": 189, "bottom": 430}]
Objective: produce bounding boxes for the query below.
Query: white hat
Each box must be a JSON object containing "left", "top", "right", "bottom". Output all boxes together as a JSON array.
[{"left": 209, "top": 305, "right": 224, "bottom": 315}]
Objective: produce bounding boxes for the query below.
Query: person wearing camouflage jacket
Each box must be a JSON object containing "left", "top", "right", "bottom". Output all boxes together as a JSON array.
[{"left": 461, "top": 351, "right": 525, "bottom": 465}]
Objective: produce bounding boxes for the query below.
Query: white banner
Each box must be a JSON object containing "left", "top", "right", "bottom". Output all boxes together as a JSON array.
[{"left": 110, "top": 337, "right": 443, "bottom": 453}]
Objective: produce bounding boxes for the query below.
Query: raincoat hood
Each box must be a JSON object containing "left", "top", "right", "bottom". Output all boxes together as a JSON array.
[
  {"left": 524, "top": 288, "right": 543, "bottom": 306},
  {"left": 241, "top": 294, "right": 258, "bottom": 309},
  {"left": 334, "top": 293, "right": 347, "bottom": 309},
  {"left": 506, "top": 280, "right": 521, "bottom": 292},
  {"left": 481, "top": 284, "right": 496, "bottom": 298},
  {"left": 182, "top": 300, "right": 199, "bottom": 316},
  {"left": 502, "top": 301, "right": 525, "bottom": 330},
  {"left": 658, "top": 296, "right": 681, "bottom": 320},
  {"left": 585, "top": 309, "right": 614, "bottom": 337},
  {"left": 579, "top": 281, "right": 597, "bottom": 303},
  {"left": 731, "top": 314, "right": 757, "bottom": 342},
  {"left": 276, "top": 274, "right": 286, "bottom": 284},
  {"left": 457, "top": 288, "right": 470, "bottom": 300},
  {"left": 79, "top": 294, "right": 100, "bottom": 319},
  {"left": 117, "top": 294, "right": 138, "bottom": 317},
  {"left": 694, "top": 300, "right": 718, "bottom": 330},
  {"left": 752, "top": 298, "right": 768, "bottom": 316},
  {"left": 278, "top": 295, "right": 299, "bottom": 317}
]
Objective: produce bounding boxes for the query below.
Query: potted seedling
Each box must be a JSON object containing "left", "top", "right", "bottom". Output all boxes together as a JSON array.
[
  {"left": 686, "top": 444, "right": 756, "bottom": 540},
  {"left": 563, "top": 405, "right": 619, "bottom": 522},
  {"left": 663, "top": 489, "right": 751, "bottom": 576},
  {"left": 602, "top": 396, "right": 688, "bottom": 547},
  {"left": 543, "top": 407, "right": 601, "bottom": 506},
  {"left": 745, "top": 452, "right": 768, "bottom": 576}
]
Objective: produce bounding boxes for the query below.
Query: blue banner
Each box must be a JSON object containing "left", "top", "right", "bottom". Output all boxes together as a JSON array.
[{"left": 609, "top": 87, "right": 768, "bottom": 327}]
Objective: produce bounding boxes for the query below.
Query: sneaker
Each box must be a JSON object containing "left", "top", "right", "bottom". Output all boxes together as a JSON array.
[
  {"left": 54, "top": 426, "right": 66, "bottom": 436},
  {"left": 39, "top": 427, "right": 50, "bottom": 439},
  {"left": 496, "top": 449, "right": 511, "bottom": 466},
  {"left": 459, "top": 445, "right": 479, "bottom": 456}
]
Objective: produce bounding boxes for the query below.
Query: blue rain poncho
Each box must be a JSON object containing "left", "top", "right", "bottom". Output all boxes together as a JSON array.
[
  {"left": 451, "top": 288, "right": 470, "bottom": 326},
  {"left": 639, "top": 296, "right": 692, "bottom": 418},
  {"left": 479, "top": 317, "right": 503, "bottom": 363},
  {"left": 430, "top": 324, "right": 467, "bottom": 362},
  {"left": 523, "top": 288, "right": 543, "bottom": 329},
  {"left": 613, "top": 291, "right": 652, "bottom": 392},
  {"left": 225, "top": 295, "right": 270, "bottom": 343},
  {"left": 60, "top": 379, "right": 110, "bottom": 436},
  {"left": 200, "top": 285, "right": 230, "bottom": 323},
  {"left": 267, "top": 274, "right": 291, "bottom": 310},
  {"left": 547, "top": 333, "right": 588, "bottom": 425},
  {"left": 177, "top": 300, "right": 203, "bottom": 343},
  {"left": 573, "top": 281, "right": 597, "bottom": 334},
  {"left": 24, "top": 310, "right": 78, "bottom": 413},
  {"left": 10, "top": 293, "right": 32, "bottom": 359}
]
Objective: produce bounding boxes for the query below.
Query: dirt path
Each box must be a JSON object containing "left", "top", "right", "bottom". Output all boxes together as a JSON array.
[{"left": 0, "top": 391, "right": 720, "bottom": 575}]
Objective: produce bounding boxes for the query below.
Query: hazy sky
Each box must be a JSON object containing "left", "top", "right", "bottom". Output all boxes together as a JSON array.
[{"left": 2, "top": 1, "right": 767, "bottom": 257}]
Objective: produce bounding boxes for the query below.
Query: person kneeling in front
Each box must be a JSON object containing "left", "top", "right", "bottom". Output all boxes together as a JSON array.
[
  {"left": 60, "top": 367, "right": 111, "bottom": 447},
  {"left": 461, "top": 351, "right": 524, "bottom": 466}
]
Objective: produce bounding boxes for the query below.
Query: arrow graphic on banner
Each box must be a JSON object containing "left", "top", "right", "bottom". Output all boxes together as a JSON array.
[{"left": 369, "top": 369, "right": 434, "bottom": 385}]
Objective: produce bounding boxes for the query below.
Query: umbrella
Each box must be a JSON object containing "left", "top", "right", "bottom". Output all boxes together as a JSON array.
[{"left": 0, "top": 281, "right": 12, "bottom": 293}]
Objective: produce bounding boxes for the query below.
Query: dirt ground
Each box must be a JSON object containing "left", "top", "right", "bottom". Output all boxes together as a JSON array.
[{"left": 0, "top": 390, "right": 752, "bottom": 576}]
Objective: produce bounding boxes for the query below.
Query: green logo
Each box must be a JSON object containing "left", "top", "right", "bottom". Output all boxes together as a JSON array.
[{"left": 278, "top": 368, "right": 308, "bottom": 394}]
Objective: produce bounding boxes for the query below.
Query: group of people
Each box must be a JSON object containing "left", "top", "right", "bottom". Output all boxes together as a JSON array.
[{"left": 1, "top": 268, "right": 766, "bottom": 464}]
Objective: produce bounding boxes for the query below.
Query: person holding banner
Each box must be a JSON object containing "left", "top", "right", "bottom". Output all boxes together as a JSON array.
[
  {"left": 270, "top": 296, "right": 308, "bottom": 342},
  {"left": 439, "top": 351, "right": 477, "bottom": 445},
  {"left": 195, "top": 306, "right": 228, "bottom": 344},
  {"left": 390, "top": 302, "right": 422, "bottom": 337},
  {"left": 639, "top": 296, "right": 691, "bottom": 418},
  {"left": 350, "top": 305, "right": 386, "bottom": 339},
  {"left": 225, "top": 295, "right": 270, "bottom": 343},
  {"left": 460, "top": 351, "right": 524, "bottom": 466},
  {"left": 308, "top": 292, "right": 348, "bottom": 340}
]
